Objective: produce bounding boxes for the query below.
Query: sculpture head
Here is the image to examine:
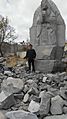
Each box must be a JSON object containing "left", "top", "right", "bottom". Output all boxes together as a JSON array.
[
  {"left": 41, "top": 0, "right": 48, "bottom": 18},
  {"left": 41, "top": 0, "right": 48, "bottom": 11}
]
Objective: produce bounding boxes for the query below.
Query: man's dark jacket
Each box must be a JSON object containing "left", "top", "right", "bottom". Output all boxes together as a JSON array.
[{"left": 24, "top": 49, "right": 36, "bottom": 59}]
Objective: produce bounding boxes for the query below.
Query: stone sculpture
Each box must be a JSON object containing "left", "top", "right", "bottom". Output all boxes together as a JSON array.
[
  {"left": 30, "top": 0, "right": 65, "bottom": 72},
  {"left": 30, "top": 0, "right": 65, "bottom": 60}
]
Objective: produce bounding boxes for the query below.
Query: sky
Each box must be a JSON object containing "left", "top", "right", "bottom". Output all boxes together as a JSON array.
[{"left": 0, "top": 0, "right": 67, "bottom": 42}]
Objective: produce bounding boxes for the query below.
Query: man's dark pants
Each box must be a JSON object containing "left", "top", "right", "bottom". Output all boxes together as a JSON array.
[{"left": 28, "top": 58, "right": 35, "bottom": 72}]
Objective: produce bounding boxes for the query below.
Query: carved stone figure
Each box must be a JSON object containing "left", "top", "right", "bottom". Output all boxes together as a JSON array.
[
  {"left": 30, "top": 0, "right": 65, "bottom": 72},
  {"left": 30, "top": 0, "right": 65, "bottom": 60}
]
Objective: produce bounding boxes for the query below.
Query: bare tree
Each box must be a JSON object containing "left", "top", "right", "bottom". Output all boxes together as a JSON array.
[{"left": 0, "top": 16, "right": 17, "bottom": 56}]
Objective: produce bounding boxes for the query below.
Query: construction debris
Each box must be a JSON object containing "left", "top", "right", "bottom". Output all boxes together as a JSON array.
[{"left": 0, "top": 56, "right": 67, "bottom": 119}]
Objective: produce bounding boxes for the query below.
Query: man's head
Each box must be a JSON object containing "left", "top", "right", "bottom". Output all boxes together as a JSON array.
[{"left": 28, "top": 44, "right": 33, "bottom": 50}]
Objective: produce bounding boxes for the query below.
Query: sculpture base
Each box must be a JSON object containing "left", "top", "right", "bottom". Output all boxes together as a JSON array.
[{"left": 35, "top": 60, "right": 65, "bottom": 73}]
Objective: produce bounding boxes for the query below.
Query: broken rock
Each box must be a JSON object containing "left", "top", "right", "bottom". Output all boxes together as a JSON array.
[
  {"left": 28, "top": 100, "right": 40, "bottom": 113},
  {"left": 4, "top": 71, "right": 13, "bottom": 77},
  {"left": 26, "top": 79, "right": 34, "bottom": 84},
  {"left": 39, "top": 92, "right": 51, "bottom": 116},
  {"left": 43, "top": 76, "right": 47, "bottom": 83},
  {"left": 60, "top": 87, "right": 67, "bottom": 100},
  {"left": 30, "top": 95, "right": 41, "bottom": 103},
  {"left": 0, "top": 111, "right": 7, "bottom": 119},
  {"left": 50, "top": 95, "right": 64, "bottom": 115},
  {"left": 1, "top": 77, "right": 24, "bottom": 94},
  {"left": 0, "top": 91, "right": 15, "bottom": 109},
  {"left": 28, "top": 87, "right": 39, "bottom": 95},
  {"left": 64, "top": 76, "right": 67, "bottom": 81},
  {"left": 23, "top": 93, "right": 29, "bottom": 103},
  {"left": 39, "top": 91, "right": 46, "bottom": 99},
  {"left": 44, "top": 114, "right": 67, "bottom": 119},
  {"left": 14, "top": 93, "right": 24, "bottom": 99},
  {"left": 63, "top": 106, "right": 67, "bottom": 114},
  {"left": 6, "top": 110, "right": 38, "bottom": 119}
]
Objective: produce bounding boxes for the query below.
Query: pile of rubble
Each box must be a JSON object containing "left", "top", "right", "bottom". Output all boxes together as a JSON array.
[{"left": 0, "top": 57, "right": 67, "bottom": 119}]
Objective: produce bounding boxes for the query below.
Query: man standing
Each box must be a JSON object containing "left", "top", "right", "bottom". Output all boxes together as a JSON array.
[{"left": 24, "top": 44, "right": 36, "bottom": 73}]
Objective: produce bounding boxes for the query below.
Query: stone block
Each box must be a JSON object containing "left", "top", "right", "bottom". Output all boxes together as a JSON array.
[
  {"left": 35, "top": 60, "right": 55, "bottom": 73},
  {"left": 36, "top": 45, "right": 55, "bottom": 59}
]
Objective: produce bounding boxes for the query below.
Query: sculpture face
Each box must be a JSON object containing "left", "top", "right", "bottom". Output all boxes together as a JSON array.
[
  {"left": 41, "top": 0, "right": 48, "bottom": 11},
  {"left": 41, "top": 0, "right": 49, "bottom": 22}
]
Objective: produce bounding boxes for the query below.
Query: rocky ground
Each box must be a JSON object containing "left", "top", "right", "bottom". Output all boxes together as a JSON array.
[{"left": 0, "top": 57, "right": 67, "bottom": 119}]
